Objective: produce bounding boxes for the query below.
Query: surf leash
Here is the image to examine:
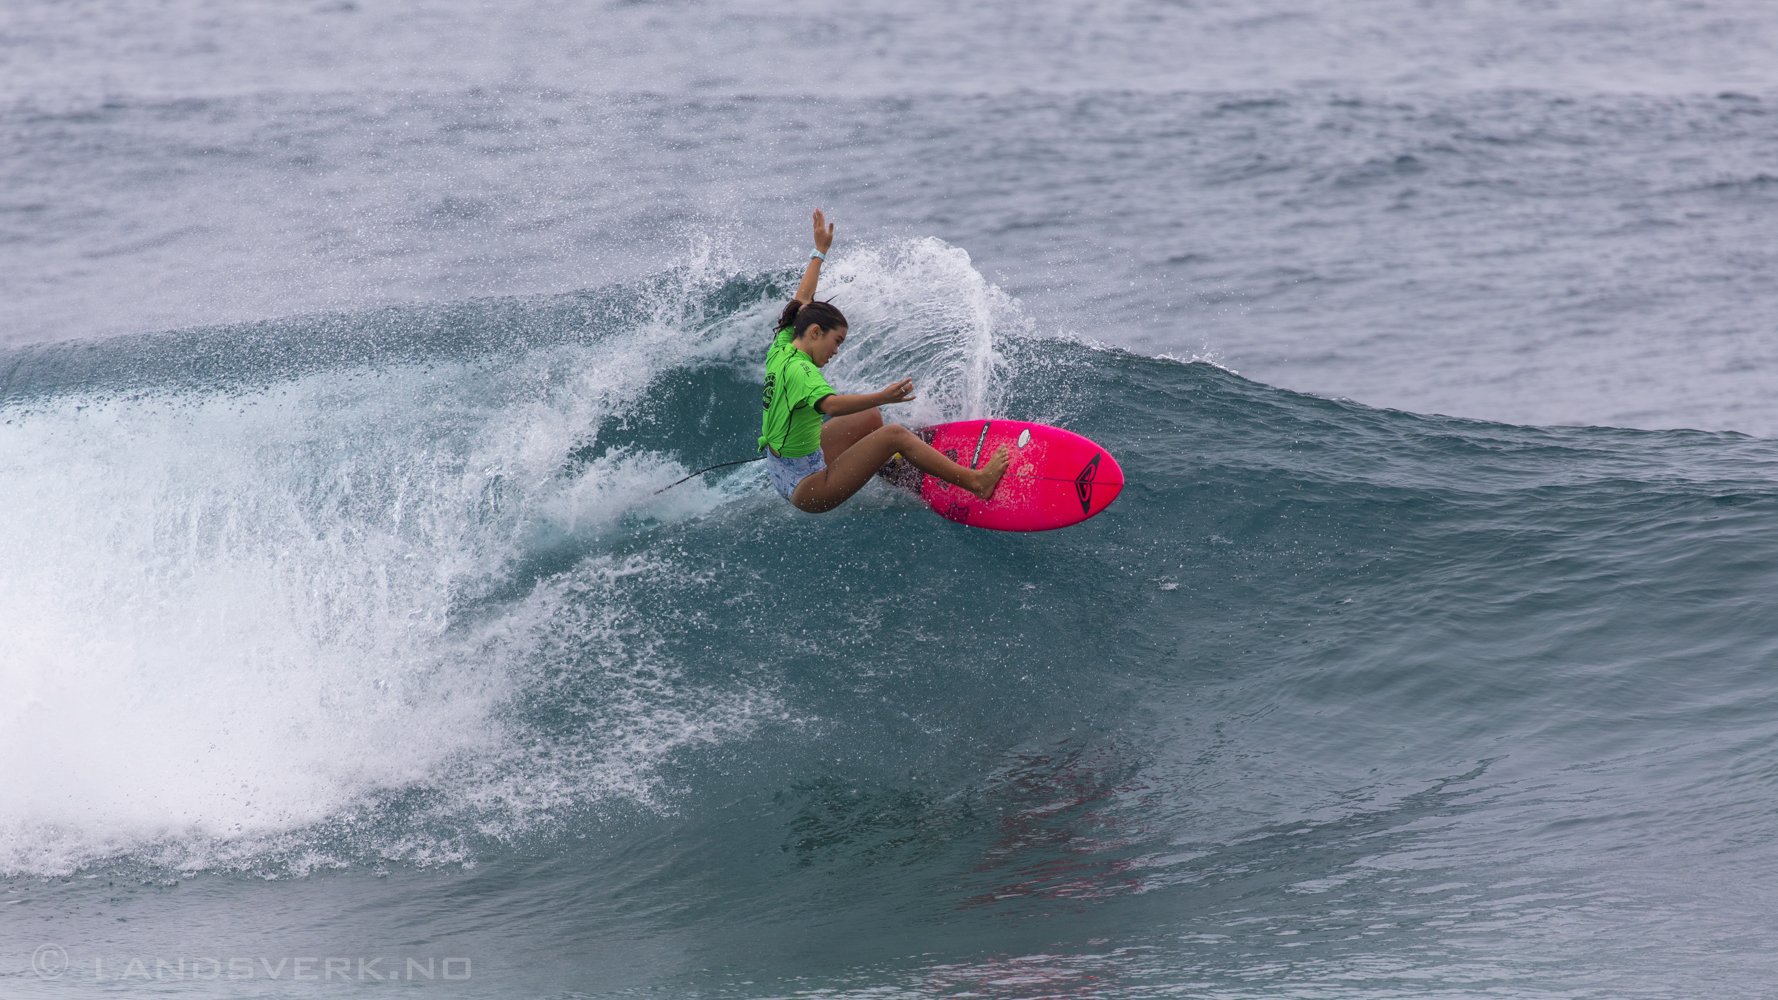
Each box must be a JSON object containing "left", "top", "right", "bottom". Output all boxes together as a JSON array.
[{"left": 653, "top": 455, "right": 766, "bottom": 494}]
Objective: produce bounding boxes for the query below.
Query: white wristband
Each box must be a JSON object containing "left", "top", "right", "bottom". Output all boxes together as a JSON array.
[{"left": 810, "top": 249, "right": 826, "bottom": 261}]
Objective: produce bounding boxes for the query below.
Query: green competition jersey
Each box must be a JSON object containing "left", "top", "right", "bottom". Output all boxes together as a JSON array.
[{"left": 759, "top": 327, "right": 837, "bottom": 458}]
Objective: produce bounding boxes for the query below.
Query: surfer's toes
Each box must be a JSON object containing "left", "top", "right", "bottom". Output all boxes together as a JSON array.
[{"left": 969, "top": 445, "right": 1012, "bottom": 500}]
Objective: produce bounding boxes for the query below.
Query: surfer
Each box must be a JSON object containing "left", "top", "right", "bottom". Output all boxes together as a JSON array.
[{"left": 761, "top": 210, "right": 1010, "bottom": 513}]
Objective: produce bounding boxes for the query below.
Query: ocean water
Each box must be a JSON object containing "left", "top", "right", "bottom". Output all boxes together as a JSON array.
[{"left": 5, "top": 2, "right": 1778, "bottom": 998}]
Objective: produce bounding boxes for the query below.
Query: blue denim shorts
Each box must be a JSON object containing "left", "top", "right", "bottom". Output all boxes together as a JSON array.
[{"left": 765, "top": 449, "right": 826, "bottom": 502}]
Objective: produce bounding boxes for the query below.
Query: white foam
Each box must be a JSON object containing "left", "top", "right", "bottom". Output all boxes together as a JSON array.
[
  {"left": 0, "top": 378, "right": 510, "bottom": 875},
  {"left": 0, "top": 341, "right": 726, "bottom": 875},
  {"left": 816, "top": 237, "right": 1025, "bottom": 427}
]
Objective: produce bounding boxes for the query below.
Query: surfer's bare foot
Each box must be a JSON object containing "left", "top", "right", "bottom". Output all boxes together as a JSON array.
[{"left": 966, "top": 445, "right": 1011, "bottom": 500}]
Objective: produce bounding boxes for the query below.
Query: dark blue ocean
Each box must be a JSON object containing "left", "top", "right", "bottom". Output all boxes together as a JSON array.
[{"left": 5, "top": 2, "right": 1778, "bottom": 997}]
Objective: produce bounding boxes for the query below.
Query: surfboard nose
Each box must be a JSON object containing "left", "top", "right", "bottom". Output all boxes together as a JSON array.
[
  {"left": 1090, "top": 471, "right": 1123, "bottom": 517},
  {"left": 1073, "top": 448, "right": 1124, "bottom": 518}
]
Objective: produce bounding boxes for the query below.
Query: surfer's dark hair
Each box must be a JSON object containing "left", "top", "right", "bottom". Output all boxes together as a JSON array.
[{"left": 778, "top": 299, "right": 847, "bottom": 339}]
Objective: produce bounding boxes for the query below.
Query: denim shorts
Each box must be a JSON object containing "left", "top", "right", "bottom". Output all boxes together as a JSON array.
[{"left": 765, "top": 449, "right": 826, "bottom": 502}]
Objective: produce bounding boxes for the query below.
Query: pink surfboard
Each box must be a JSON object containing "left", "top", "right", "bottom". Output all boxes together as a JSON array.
[{"left": 879, "top": 420, "right": 1124, "bottom": 531}]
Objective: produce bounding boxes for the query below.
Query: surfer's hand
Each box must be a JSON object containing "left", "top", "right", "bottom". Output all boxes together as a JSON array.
[
  {"left": 876, "top": 379, "right": 916, "bottom": 405},
  {"left": 813, "top": 209, "right": 835, "bottom": 255}
]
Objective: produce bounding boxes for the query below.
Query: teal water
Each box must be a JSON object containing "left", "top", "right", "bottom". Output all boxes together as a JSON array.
[{"left": 6, "top": 249, "right": 1778, "bottom": 996}]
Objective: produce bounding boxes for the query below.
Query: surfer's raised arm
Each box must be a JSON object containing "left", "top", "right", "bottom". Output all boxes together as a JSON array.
[{"left": 794, "top": 209, "right": 835, "bottom": 305}]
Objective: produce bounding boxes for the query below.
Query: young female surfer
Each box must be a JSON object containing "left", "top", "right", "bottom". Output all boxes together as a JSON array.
[{"left": 761, "top": 210, "right": 1010, "bottom": 513}]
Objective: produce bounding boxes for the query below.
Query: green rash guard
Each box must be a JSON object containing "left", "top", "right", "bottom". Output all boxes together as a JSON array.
[{"left": 759, "top": 327, "right": 837, "bottom": 458}]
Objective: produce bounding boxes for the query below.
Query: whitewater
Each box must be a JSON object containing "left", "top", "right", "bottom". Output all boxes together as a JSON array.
[{"left": 6, "top": 1, "right": 1778, "bottom": 998}]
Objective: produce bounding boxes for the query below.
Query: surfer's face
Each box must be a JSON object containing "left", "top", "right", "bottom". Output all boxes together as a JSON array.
[{"left": 804, "top": 325, "right": 848, "bottom": 367}]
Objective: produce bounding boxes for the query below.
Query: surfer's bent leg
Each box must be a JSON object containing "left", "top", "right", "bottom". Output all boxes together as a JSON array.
[
  {"left": 820, "top": 407, "right": 884, "bottom": 467},
  {"left": 792, "top": 425, "right": 1009, "bottom": 513}
]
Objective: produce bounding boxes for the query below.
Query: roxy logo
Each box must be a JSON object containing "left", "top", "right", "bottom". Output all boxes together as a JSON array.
[{"left": 33, "top": 945, "right": 470, "bottom": 982}]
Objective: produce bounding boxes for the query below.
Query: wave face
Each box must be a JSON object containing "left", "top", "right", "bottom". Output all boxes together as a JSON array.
[{"left": 6, "top": 244, "right": 1778, "bottom": 997}]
